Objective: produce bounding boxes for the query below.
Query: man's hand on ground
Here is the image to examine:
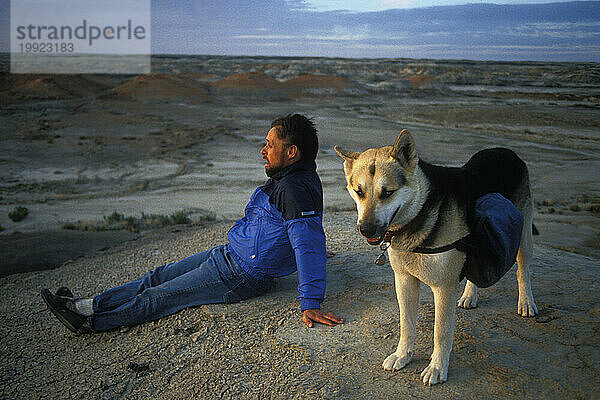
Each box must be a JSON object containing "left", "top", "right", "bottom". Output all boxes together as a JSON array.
[{"left": 302, "top": 309, "right": 344, "bottom": 328}]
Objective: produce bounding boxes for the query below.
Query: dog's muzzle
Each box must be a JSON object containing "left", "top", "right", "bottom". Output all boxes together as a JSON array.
[
  {"left": 358, "top": 222, "right": 386, "bottom": 246},
  {"left": 362, "top": 202, "right": 405, "bottom": 246}
]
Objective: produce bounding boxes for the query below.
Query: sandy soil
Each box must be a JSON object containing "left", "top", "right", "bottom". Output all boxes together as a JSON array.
[
  {"left": 1, "top": 215, "right": 598, "bottom": 399},
  {"left": 0, "top": 58, "right": 599, "bottom": 398}
]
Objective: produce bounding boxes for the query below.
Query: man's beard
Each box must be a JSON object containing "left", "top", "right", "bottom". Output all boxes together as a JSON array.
[{"left": 265, "top": 163, "right": 283, "bottom": 177}]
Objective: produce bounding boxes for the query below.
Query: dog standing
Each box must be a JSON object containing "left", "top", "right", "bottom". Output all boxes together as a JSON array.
[{"left": 335, "top": 130, "right": 537, "bottom": 385}]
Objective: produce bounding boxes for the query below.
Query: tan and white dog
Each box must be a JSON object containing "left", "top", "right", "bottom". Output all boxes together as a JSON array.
[{"left": 335, "top": 130, "right": 537, "bottom": 385}]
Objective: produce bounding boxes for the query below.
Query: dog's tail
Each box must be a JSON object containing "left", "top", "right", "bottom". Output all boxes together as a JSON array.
[{"left": 532, "top": 223, "right": 540, "bottom": 235}]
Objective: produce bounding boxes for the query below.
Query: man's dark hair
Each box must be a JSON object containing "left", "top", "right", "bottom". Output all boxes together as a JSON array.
[{"left": 271, "top": 114, "right": 319, "bottom": 161}]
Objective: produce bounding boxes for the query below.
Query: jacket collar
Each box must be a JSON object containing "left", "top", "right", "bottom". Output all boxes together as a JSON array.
[{"left": 269, "top": 158, "right": 316, "bottom": 180}]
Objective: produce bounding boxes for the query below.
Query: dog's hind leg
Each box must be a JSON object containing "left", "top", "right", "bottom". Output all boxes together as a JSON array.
[
  {"left": 457, "top": 280, "right": 478, "bottom": 309},
  {"left": 383, "top": 270, "right": 420, "bottom": 372},
  {"left": 516, "top": 206, "right": 537, "bottom": 317}
]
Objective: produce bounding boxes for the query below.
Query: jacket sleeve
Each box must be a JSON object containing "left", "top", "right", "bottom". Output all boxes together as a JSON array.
[{"left": 285, "top": 216, "right": 327, "bottom": 311}]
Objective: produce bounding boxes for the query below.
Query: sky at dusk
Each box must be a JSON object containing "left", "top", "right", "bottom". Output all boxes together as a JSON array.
[
  {"left": 152, "top": 0, "right": 600, "bottom": 61},
  {"left": 2, "top": 0, "right": 599, "bottom": 62},
  {"left": 305, "top": 0, "right": 573, "bottom": 11}
]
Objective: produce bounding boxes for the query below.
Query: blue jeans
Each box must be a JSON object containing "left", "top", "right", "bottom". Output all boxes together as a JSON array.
[{"left": 89, "top": 245, "right": 272, "bottom": 331}]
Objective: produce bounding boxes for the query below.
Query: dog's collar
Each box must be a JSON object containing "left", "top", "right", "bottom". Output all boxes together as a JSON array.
[{"left": 382, "top": 215, "right": 418, "bottom": 243}]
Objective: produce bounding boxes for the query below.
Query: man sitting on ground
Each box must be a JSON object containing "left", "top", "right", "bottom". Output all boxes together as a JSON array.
[{"left": 42, "top": 113, "right": 343, "bottom": 332}]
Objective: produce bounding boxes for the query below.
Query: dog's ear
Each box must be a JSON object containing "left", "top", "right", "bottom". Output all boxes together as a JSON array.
[
  {"left": 391, "top": 129, "right": 417, "bottom": 167},
  {"left": 334, "top": 146, "right": 360, "bottom": 162}
]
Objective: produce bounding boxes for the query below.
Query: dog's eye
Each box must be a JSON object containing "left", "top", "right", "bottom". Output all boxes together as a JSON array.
[
  {"left": 354, "top": 187, "right": 364, "bottom": 198},
  {"left": 380, "top": 189, "right": 396, "bottom": 199}
]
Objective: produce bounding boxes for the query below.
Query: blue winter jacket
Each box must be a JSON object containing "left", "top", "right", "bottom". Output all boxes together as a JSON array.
[{"left": 227, "top": 159, "right": 327, "bottom": 311}]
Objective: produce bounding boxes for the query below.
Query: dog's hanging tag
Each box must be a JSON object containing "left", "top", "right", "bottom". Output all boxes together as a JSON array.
[
  {"left": 375, "top": 242, "right": 390, "bottom": 265},
  {"left": 375, "top": 252, "right": 387, "bottom": 265}
]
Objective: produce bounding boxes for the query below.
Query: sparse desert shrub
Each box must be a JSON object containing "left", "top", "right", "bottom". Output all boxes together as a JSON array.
[
  {"left": 123, "top": 216, "right": 140, "bottom": 233},
  {"left": 198, "top": 212, "right": 216, "bottom": 223},
  {"left": 61, "top": 209, "right": 213, "bottom": 232},
  {"left": 104, "top": 211, "right": 124, "bottom": 224},
  {"left": 585, "top": 203, "right": 600, "bottom": 213},
  {"left": 9, "top": 206, "right": 29, "bottom": 222},
  {"left": 171, "top": 210, "right": 191, "bottom": 225}
]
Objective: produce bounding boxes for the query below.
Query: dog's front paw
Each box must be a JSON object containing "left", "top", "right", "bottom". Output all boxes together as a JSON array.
[
  {"left": 382, "top": 351, "right": 412, "bottom": 371},
  {"left": 518, "top": 296, "right": 538, "bottom": 317},
  {"left": 420, "top": 360, "right": 448, "bottom": 386}
]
